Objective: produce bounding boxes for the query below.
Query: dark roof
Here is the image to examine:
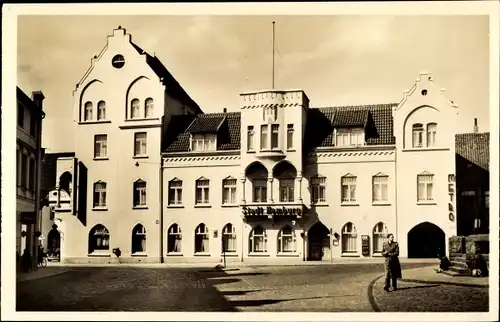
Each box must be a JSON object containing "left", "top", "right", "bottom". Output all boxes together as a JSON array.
[
  {"left": 455, "top": 133, "right": 490, "bottom": 171},
  {"left": 130, "top": 42, "right": 202, "bottom": 114},
  {"left": 40, "top": 152, "right": 75, "bottom": 197},
  {"left": 163, "top": 104, "right": 396, "bottom": 153},
  {"left": 187, "top": 115, "right": 225, "bottom": 133}
]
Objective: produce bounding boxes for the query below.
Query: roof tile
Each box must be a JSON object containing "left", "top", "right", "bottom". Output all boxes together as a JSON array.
[{"left": 455, "top": 133, "right": 490, "bottom": 171}]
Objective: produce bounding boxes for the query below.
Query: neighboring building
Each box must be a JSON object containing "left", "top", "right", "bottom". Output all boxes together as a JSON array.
[
  {"left": 47, "top": 27, "right": 474, "bottom": 264},
  {"left": 455, "top": 120, "right": 490, "bottom": 236},
  {"left": 16, "top": 87, "right": 45, "bottom": 269}
]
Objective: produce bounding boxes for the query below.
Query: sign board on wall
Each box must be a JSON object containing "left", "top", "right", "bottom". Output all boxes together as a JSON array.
[
  {"left": 21, "top": 212, "right": 36, "bottom": 224},
  {"left": 361, "top": 235, "right": 370, "bottom": 256}
]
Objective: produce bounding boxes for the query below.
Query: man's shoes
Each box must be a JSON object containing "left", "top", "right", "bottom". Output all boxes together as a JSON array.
[
  {"left": 383, "top": 286, "right": 390, "bottom": 292},
  {"left": 392, "top": 287, "right": 397, "bottom": 292}
]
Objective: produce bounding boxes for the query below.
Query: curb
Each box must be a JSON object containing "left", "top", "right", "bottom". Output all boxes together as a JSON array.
[
  {"left": 367, "top": 275, "right": 383, "bottom": 312},
  {"left": 17, "top": 270, "right": 70, "bottom": 283},
  {"left": 400, "top": 278, "right": 489, "bottom": 289}
]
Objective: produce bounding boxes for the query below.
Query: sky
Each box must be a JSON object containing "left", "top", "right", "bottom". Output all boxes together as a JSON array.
[{"left": 17, "top": 15, "right": 490, "bottom": 153}]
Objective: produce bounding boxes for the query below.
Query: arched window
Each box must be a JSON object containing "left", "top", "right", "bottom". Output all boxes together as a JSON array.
[
  {"left": 84, "top": 101, "right": 93, "bottom": 121},
  {"left": 131, "top": 98, "right": 140, "bottom": 119},
  {"left": 277, "top": 225, "right": 296, "bottom": 253},
  {"left": 249, "top": 225, "right": 267, "bottom": 253},
  {"left": 167, "top": 224, "right": 182, "bottom": 253},
  {"left": 132, "top": 224, "right": 146, "bottom": 254},
  {"left": 145, "top": 98, "right": 154, "bottom": 118},
  {"left": 97, "top": 101, "right": 106, "bottom": 120},
  {"left": 133, "top": 179, "right": 147, "bottom": 207},
  {"left": 372, "top": 222, "right": 388, "bottom": 253},
  {"left": 222, "top": 223, "right": 237, "bottom": 253},
  {"left": 195, "top": 223, "right": 209, "bottom": 253},
  {"left": 341, "top": 222, "right": 357, "bottom": 253},
  {"left": 426, "top": 123, "right": 437, "bottom": 147},
  {"left": 412, "top": 123, "right": 424, "bottom": 148},
  {"left": 89, "top": 224, "right": 109, "bottom": 253}
]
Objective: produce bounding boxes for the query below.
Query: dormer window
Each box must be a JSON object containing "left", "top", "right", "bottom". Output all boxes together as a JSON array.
[
  {"left": 335, "top": 128, "right": 364, "bottom": 147},
  {"left": 412, "top": 123, "right": 424, "bottom": 148},
  {"left": 191, "top": 133, "right": 216, "bottom": 152}
]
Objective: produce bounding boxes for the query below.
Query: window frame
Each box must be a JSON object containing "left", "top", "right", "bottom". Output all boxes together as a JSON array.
[
  {"left": 412, "top": 123, "right": 424, "bottom": 148},
  {"left": 372, "top": 174, "right": 389, "bottom": 203},
  {"left": 84, "top": 101, "right": 93, "bottom": 121},
  {"left": 277, "top": 225, "right": 296, "bottom": 253},
  {"left": 279, "top": 178, "right": 294, "bottom": 202},
  {"left": 195, "top": 179, "right": 210, "bottom": 205},
  {"left": 222, "top": 178, "right": 237, "bottom": 205},
  {"left": 168, "top": 179, "right": 183, "bottom": 205},
  {"left": 252, "top": 178, "right": 267, "bottom": 203},
  {"left": 134, "top": 132, "right": 148, "bottom": 157},
  {"left": 94, "top": 134, "right": 108, "bottom": 159},
  {"left": 417, "top": 173, "right": 434, "bottom": 202},
  {"left": 145, "top": 98, "right": 154, "bottom": 118},
  {"left": 311, "top": 176, "right": 327, "bottom": 204},
  {"left": 335, "top": 128, "right": 365, "bottom": 147},
  {"left": 191, "top": 133, "right": 216, "bottom": 152},
  {"left": 167, "top": 224, "right": 182, "bottom": 254},
  {"left": 222, "top": 223, "right": 237, "bottom": 253},
  {"left": 93, "top": 181, "right": 107, "bottom": 208},
  {"left": 131, "top": 98, "right": 140, "bottom": 119},
  {"left": 247, "top": 125, "right": 255, "bottom": 151},
  {"left": 194, "top": 223, "right": 210, "bottom": 253},
  {"left": 97, "top": 100, "right": 106, "bottom": 121},
  {"left": 286, "top": 124, "right": 294, "bottom": 150},
  {"left": 131, "top": 224, "right": 147, "bottom": 254},
  {"left": 341, "top": 175, "right": 357, "bottom": 203},
  {"left": 249, "top": 225, "right": 267, "bottom": 253},
  {"left": 341, "top": 222, "right": 358, "bottom": 254},
  {"left": 133, "top": 180, "right": 147, "bottom": 207}
]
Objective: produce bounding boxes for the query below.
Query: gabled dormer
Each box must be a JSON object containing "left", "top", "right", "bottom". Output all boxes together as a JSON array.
[{"left": 331, "top": 108, "right": 376, "bottom": 147}]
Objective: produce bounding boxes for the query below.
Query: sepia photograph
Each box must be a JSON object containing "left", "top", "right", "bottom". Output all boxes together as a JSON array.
[{"left": 2, "top": 2, "right": 499, "bottom": 321}]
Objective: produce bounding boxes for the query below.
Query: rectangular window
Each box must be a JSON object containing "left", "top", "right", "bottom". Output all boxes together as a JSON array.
[
  {"left": 252, "top": 179, "right": 267, "bottom": 203},
  {"left": 247, "top": 126, "right": 254, "bottom": 151},
  {"left": 134, "top": 132, "right": 147, "bottom": 156},
  {"left": 168, "top": 180, "right": 183, "bottom": 205},
  {"left": 417, "top": 174, "right": 434, "bottom": 201},
  {"left": 222, "top": 179, "right": 237, "bottom": 204},
  {"left": 271, "top": 124, "right": 279, "bottom": 149},
  {"left": 21, "top": 153, "right": 28, "bottom": 188},
  {"left": 427, "top": 123, "right": 437, "bottom": 147},
  {"left": 93, "top": 182, "right": 107, "bottom": 207},
  {"left": 30, "top": 115, "right": 37, "bottom": 137},
  {"left": 94, "top": 134, "right": 108, "bottom": 158},
  {"left": 287, "top": 124, "right": 294, "bottom": 150},
  {"left": 134, "top": 181, "right": 147, "bottom": 206},
  {"left": 341, "top": 176, "right": 356, "bottom": 202},
  {"left": 97, "top": 102, "right": 106, "bottom": 120},
  {"left": 195, "top": 179, "right": 210, "bottom": 204},
  {"left": 412, "top": 124, "right": 424, "bottom": 148},
  {"left": 192, "top": 134, "right": 216, "bottom": 152},
  {"left": 279, "top": 179, "right": 294, "bottom": 202},
  {"left": 260, "top": 125, "right": 268, "bottom": 150},
  {"left": 336, "top": 128, "right": 364, "bottom": 147},
  {"left": 311, "top": 176, "right": 326, "bottom": 203},
  {"left": 18, "top": 104, "right": 24, "bottom": 127},
  {"left": 29, "top": 158, "right": 36, "bottom": 191},
  {"left": 372, "top": 176, "right": 388, "bottom": 202}
]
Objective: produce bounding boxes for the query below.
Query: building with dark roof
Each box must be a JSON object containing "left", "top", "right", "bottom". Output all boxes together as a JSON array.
[{"left": 44, "top": 28, "right": 488, "bottom": 265}]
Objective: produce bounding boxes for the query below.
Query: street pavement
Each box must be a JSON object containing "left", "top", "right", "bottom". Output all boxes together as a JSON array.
[{"left": 16, "top": 262, "right": 489, "bottom": 312}]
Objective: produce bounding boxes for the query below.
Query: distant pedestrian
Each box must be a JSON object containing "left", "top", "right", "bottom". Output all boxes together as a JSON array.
[{"left": 382, "top": 233, "right": 402, "bottom": 292}]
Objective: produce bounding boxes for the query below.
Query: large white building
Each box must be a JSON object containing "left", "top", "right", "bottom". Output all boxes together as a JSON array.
[{"left": 44, "top": 27, "right": 460, "bottom": 264}]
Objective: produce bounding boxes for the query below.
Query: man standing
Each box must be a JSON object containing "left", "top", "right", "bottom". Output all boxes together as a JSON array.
[{"left": 382, "top": 233, "right": 402, "bottom": 292}]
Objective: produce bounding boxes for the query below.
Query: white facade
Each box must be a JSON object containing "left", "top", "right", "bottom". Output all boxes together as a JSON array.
[{"left": 48, "top": 28, "right": 460, "bottom": 264}]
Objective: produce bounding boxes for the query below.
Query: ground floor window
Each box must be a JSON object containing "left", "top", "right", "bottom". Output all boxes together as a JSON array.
[
  {"left": 167, "top": 224, "right": 182, "bottom": 253},
  {"left": 249, "top": 225, "right": 267, "bottom": 253},
  {"left": 89, "top": 224, "right": 110, "bottom": 253},
  {"left": 341, "top": 222, "right": 357, "bottom": 253},
  {"left": 222, "top": 223, "right": 237, "bottom": 253},
  {"left": 195, "top": 223, "right": 209, "bottom": 253},
  {"left": 277, "top": 225, "right": 296, "bottom": 253},
  {"left": 372, "top": 222, "right": 387, "bottom": 253},
  {"left": 132, "top": 224, "right": 146, "bottom": 254}
]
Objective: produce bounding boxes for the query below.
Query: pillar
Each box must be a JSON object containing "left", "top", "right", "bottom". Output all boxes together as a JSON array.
[
  {"left": 296, "top": 171, "right": 303, "bottom": 203},
  {"left": 267, "top": 177, "right": 274, "bottom": 202},
  {"left": 240, "top": 177, "right": 246, "bottom": 204}
]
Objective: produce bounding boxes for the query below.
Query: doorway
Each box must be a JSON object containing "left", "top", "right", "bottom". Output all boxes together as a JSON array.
[
  {"left": 407, "top": 222, "right": 445, "bottom": 258},
  {"left": 308, "top": 222, "right": 330, "bottom": 261}
]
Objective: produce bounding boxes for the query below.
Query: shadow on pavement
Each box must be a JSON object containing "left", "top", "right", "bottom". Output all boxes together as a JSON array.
[
  {"left": 198, "top": 271, "right": 268, "bottom": 278},
  {"left": 219, "top": 290, "right": 260, "bottom": 296},
  {"left": 396, "top": 284, "right": 440, "bottom": 291}
]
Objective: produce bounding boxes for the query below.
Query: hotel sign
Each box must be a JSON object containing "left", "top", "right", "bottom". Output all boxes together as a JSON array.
[
  {"left": 21, "top": 212, "right": 36, "bottom": 224},
  {"left": 242, "top": 206, "right": 303, "bottom": 218}
]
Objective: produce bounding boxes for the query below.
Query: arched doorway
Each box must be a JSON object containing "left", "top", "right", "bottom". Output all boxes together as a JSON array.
[
  {"left": 47, "top": 224, "right": 61, "bottom": 261},
  {"left": 308, "top": 222, "right": 330, "bottom": 261},
  {"left": 407, "top": 222, "right": 445, "bottom": 258}
]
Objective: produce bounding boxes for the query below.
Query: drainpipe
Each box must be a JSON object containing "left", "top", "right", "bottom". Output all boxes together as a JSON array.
[
  {"left": 159, "top": 156, "right": 164, "bottom": 263},
  {"left": 394, "top": 146, "right": 399, "bottom": 243}
]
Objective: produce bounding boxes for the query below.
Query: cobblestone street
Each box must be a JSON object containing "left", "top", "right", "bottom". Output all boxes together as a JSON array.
[{"left": 16, "top": 263, "right": 489, "bottom": 312}]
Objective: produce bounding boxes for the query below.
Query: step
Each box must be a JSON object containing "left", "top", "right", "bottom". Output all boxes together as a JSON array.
[
  {"left": 450, "top": 261, "right": 468, "bottom": 268},
  {"left": 450, "top": 257, "right": 467, "bottom": 264},
  {"left": 449, "top": 266, "right": 470, "bottom": 274},
  {"left": 449, "top": 252, "right": 463, "bottom": 258},
  {"left": 442, "top": 269, "right": 470, "bottom": 277}
]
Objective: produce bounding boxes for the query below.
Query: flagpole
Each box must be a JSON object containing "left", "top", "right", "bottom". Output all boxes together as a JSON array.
[{"left": 272, "top": 21, "right": 275, "bottom": 90}]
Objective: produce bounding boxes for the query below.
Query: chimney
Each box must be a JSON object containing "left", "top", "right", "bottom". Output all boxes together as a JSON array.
[
  {"left": 473, "top": 118, "right": 478, "bottom": 133},
  {"left": 223, "top": 108, "right": 227, "bottom": 113},
  {"left": 31, "top": 91, "right": 45, "bottom": 110}
]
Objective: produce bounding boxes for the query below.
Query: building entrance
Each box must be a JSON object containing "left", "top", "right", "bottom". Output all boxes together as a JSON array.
[
  {"left": 407, "top": 222, "right": 445, "bottom": 258},
  {"left": 308, "top": 222, "right": 330, "bottom": 261}
]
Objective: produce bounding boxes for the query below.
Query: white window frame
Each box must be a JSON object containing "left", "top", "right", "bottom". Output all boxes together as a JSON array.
[
  {"left": 271, "top": 124, "right": 279, "bottom": 149},
  {"left": 93, "top": 181, "right": 107, "bottom": 208},
  {"left": 222, "top": 178, "right": 237, "bottom": 204},
  {"left": 279, "top": 178, "right": 294, "bottom": 202},
  {"left": 287, "top": 124, "right": 294, "bottom": 150},
  {"left": 195, "top": 179, "right": 210, "bottom": 205},
  {"left": 90, "top": 225, "right": 110, "bottom": 253},
  {"left": 335, "top": 128, "right": 364, "bottom": 147},
  {"left": 167, "top": 224, "right": 182, "bottom": 253},
  {"left": 84, "top": 101, "right": 93, "bottom": 121},
  {"left": 412, "top": 123, "right": 424, "bottom": 148},
  {"left": 131, "top": 98, "right": 140, "bottom": 119},
  {"left": 252, "top": 179, "right": 267, "bottom": 203},
  {"left": 97, "top": 101, "right": 106, "bottom": 121},
  {"left": 145, "top": 98, "right": 154, "bottom": 118},
  {"left": 195, "top": 224, "right": 209, "bottom": 253},
  {"left": 191, "top": 134, "right": 216, "bottom": 152},
  {"left": 372, "top": 174, "right": 389, "bottom": 202},
  {"left": 341, "top": 222, "right": 358, "bottom": 254},
  {"left": 134, "top": 132, "right": 147, "bottom": 157},
  {"left": 249, "top": 225, "right": 267, "bottom": 253},
  {"left": 426, "top": 123, "right": 437, "bottom": 147},
  {"left": 94, "top": 134, "right": 108, "bottom": 159},
  {"left": 168, "top": 179, "right": 183, "bottom": 205},
  {"left": 222, "top": 223, "right": 237, "bottom": 253},
  {"left": 372, "top": 222, "right": 387, "bottom": 253},
  {"left": 341, "top": 175, "right": 357, "bottom": 203},
  {"left": 311, "top": 176, "right": 326, "bottom": 203},
  {"left": 247, "top": 126, "right": 254, "bottom": 151},
  {"left": 417, "top": 173, "right": 434, "bottom": 202},
  {"left": 277, "top": 225, "right": 296, "bottom": 253},
  {"left": 132, "top": 224, "right": 147, "bottom": 254},
  {"left": 260, "top": 125, "right": 268, "bottom": 150},
  {"left": 133, "top": 180, "right": 147, "bottom": 207}
]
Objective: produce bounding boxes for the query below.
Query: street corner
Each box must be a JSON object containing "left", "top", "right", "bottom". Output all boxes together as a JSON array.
[{"left": 369, "top": 272, "right": 489, "bottom": 312}]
